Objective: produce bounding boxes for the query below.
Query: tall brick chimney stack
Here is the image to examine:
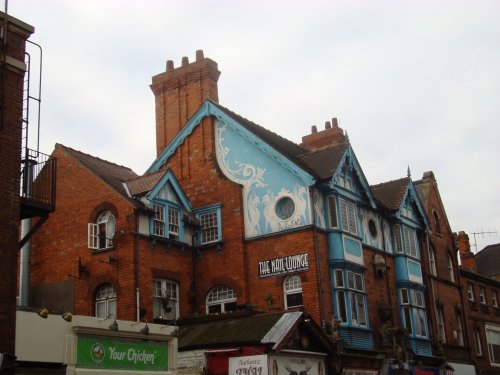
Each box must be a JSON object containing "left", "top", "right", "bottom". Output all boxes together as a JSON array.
[
  {"left": 300, "top": 117, "right": 347, "bottom": 151},
  {"left": 150, "top": 50, "right": 220, "bottom": 156},
  {"left": 456, "top": 231, "right": 477, "bottom": 271}
]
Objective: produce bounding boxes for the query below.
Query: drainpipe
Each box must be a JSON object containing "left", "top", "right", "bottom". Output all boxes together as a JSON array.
[
  {"left": 134, "top": 208, "right": 140, "bottom": 321},
  {"left": 311, "top": 190, "right": 325, "bottom": 322},
  {"left": 19, "top": 217, "right": 32, "bottom": 306},
  {"left": 381, "top": 218, "right": 394, "bottom": 325}
]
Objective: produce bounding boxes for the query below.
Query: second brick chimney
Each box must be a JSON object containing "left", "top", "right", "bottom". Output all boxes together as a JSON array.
[
  {"left": 150, "top": 50, "right": 220, "bottom": 156},
  {"left": 456, "top": 231, "right": 477, "bottom": 271},
  {"left": 300, "top": 118, "right": 347, "bottom": 151}
]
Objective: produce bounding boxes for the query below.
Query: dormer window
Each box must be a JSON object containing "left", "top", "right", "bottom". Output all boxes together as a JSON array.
[
  {"left": 339, "top": 197, "right": 357, "bottom": 235},
  {"left": 151, "top": 203, "right": 183, "bottom": 241},
  {"left": 394, "top": 224, "right": 418, "bottom": 258},
  {"left": 88, "top": 211, "right": 115, "bottom": 250}
]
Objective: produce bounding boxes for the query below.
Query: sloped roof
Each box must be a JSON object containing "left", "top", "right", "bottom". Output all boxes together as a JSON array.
[
  {"left": 298, "top": 145, "right": 348, "bottom": 180},
  {"left": 179, "top": 311, "right": 289, "bottom": 350},
  {"left": 370, "top": 177, "right": 410, "bottom": 211},
  {"left": 126, "top": 169, "right": 167, "bottom": 197},
  {"left": 58, "top": 144, "right": 138, "bottom": 200},
  {"left": 476, "top": 243, "right": 500, "bottom": 278},
  {"left": 209, "top": 101, "right": 352, "bottom": 182}
]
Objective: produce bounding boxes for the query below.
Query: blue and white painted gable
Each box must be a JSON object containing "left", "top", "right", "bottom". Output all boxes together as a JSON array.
[
  {"left": 147, "top": 101, "right": 315, "bottom": 240},
  {"left": 328, "top": 145, "right": 377, "bottom": 266},
  {"left": 214, "top": 116, "right": 314, "bottom": 238}
]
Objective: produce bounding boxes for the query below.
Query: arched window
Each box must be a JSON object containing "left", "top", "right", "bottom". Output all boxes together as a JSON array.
[
  {"left": 95, "top": 284, "right": 116, "bottom": 318},
  {"left": 283, "top": 275, "right": 303, "bottom": 309},
  {"left": 88, "top": 210, "right": 116, "bottom": 250},
  {"left": 428, "top": 246, "right": 437, "bottom": 276},
  {"left": 206, "top": 285, "right": 237, "bottom": 314},
  {"left": 433, "top": 210, "right": 441, "bottom": 235},
  {"left": 448, "top": 254, "right": 455, "bottom": 282}
]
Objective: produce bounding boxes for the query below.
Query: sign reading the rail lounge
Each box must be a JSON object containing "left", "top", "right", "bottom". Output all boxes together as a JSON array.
[
  {"left": 76, "top": 335, "right": 168, "bottom": 371},
  {"left": 258, "top": 253, "right": 309, "bottom": 278}
]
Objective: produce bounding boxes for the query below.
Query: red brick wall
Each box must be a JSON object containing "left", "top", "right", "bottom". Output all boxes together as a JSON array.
[
  {"left": 0, "top": 14, "right": 33, "bottom": 355},
  {"left": 30, "top": 145, "right": 138, "bottom": 319},
  {"left": 416, "top": 174, "right": 470, "bottom": 362}
]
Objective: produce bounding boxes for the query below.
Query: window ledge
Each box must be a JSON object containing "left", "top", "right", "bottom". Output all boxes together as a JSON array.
[
  {"left": 339, "top": 325, "right": 372, "bottom": 332},
  {"left": 150, "top": 235, "right": 188, "bottom": 250},
  {"left": 199, "top": 240, "right": 224, "bottom": 250},
  {"left": 91, "top": 246, "right": 114, "bottom": 253}
]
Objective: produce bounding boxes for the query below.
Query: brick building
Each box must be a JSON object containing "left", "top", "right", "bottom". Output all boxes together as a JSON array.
[
  {"left": 28, "top": 51, "right": 480, "bottom": 374},
  {"left": 0, "top": 11, "right": 56, "bottom": 370},
  {"left": 457, "top": 232, "right": 500, "bottom": 374}
]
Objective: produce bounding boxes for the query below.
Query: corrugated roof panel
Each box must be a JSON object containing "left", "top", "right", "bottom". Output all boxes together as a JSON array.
[{"left": 261, "top": 311, "right": 302, "bottom": 348}]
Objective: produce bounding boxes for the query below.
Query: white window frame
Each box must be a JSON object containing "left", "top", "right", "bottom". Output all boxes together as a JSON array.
[
  {"left": 467, "top": 283, "right": 475, "bottom": 302},
  {"left": 400, "top": 288, "right": 427, "bottom": 338},
  {"left": 339, "top": 198, "right": 357, "bottom": 235},
  {"left": 486, "top": 324, "right": 500, "bottom": 366},
  {"left": 480, "top": 287, "right": 487, "bottom": 305},
  {"left": 456, "top": 313, "right": 464, "bottom": 346},
  {"left": 428, "top": 246, "right": 437, "bottom": 276},
  {"left": 206, "top": 285, "right": 237, "bottom": 314},
  {"left": 200, "top": 210, "right": 220, "bottom": 244},
  {"left": 88, "top": 211, "right": 116, "bottom": 250},
  {"left": 394, "top": 224, "right": 403, "bottom": 253},
  {"left": 283, "top": 275, "right": 303, "bottom": 309},
  {"left": 437, "top": 308, "right": 446, "bottom": 343},
  {"left": 95, "top": 284, "right": 116, "bottom": 319},
  {"left": 168, "top": 207, "right": 180, "bottom": 240},
  {"left": 475, "top": 328, "right": 483, "bottom": 357},
  {"left": 448, "top": 254, "right": 455, "bottom": 282},
  {"left": 403, "top": 226, "right": 418, "bottom": 258},
  {"left": 327, "top": 196, "right": 338, "bottom": 228},
  {"left": 492, "top": 290, "right": 499, "bottom": 308},
  {"left": 346, "top": 271, "right": 367, "bottom": 327},
  {"left": 153, "top": 279, "right": 179, "bottom": 320},
  {"left": 153, "top": 204, "right": 165, "bottom": 237}
]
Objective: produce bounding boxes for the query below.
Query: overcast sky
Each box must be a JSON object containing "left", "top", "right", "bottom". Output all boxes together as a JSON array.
[{"left": 10, "top": 0, "right": 500, "bottom": 252}]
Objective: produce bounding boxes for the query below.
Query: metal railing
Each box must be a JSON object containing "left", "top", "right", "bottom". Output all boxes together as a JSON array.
[{"left": 20, "top": 148, "right": 56, "bottom": 209}]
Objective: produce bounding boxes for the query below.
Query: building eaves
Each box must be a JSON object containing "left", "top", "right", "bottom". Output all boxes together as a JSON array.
[{"left": 57, "top": 144, "right": 138, "bottom": 201}]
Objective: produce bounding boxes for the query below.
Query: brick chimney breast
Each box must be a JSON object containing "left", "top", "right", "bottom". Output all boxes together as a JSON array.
[
  {"left": 456, "top": 231, "right": 477, "bottom": 271},
  {"left": 151, "top": 50, "right": 221, "bottom": 156},
  {"left": 300, "top": 117, "right": 346, "bottom": 151}
]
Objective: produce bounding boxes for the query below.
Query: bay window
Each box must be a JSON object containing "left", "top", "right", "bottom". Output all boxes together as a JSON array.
[
  {"left": 400, "top": 288, "right": 427, "bottom": 338},
  {"left": 334, "top": 269, "right": 368, "bottom": 327}
]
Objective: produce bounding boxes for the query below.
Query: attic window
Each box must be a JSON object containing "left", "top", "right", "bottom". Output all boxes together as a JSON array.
[
  {"left": 368, "top": 219, "right": 378, "bottom": 238},
  {"left": 275, "top": 197, "right": 295, "bottom": 220}
]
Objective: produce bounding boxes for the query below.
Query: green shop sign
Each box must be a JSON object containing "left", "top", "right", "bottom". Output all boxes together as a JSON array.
[{"left": 77, "top": 335, "right": 168, "bottom": 371}]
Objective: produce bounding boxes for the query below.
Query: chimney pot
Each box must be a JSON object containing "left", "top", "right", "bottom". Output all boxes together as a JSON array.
[
  {"left": 311, "top": 125, "right": 317, "bottom": 134},
  {"left": 182, "top": 56, "right": 189, "bottom": 66},
  {"left": 325, "top": 121, "right": 331, "bottom": 129},
  {"left": 332, "top": 117, "right": 338, "bottom": 127},
  {"left": 166, "top": 60, "right": 174, "bottom": 71},
  {"left": 196, "top": 50, "right": 204, "bottom": 61}
]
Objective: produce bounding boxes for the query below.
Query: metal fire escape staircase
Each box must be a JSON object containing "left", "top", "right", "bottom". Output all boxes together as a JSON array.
[{"left": 18, "top": 40, "right": 56, "bottom": 249}]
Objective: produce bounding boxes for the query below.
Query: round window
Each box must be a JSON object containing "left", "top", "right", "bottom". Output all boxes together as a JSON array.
[
  {"left": 275, "top": 197, "right": 295, "bottom": 220},
  {"left": 368, "top": 219, "right": 378, "bottom": 238}
]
